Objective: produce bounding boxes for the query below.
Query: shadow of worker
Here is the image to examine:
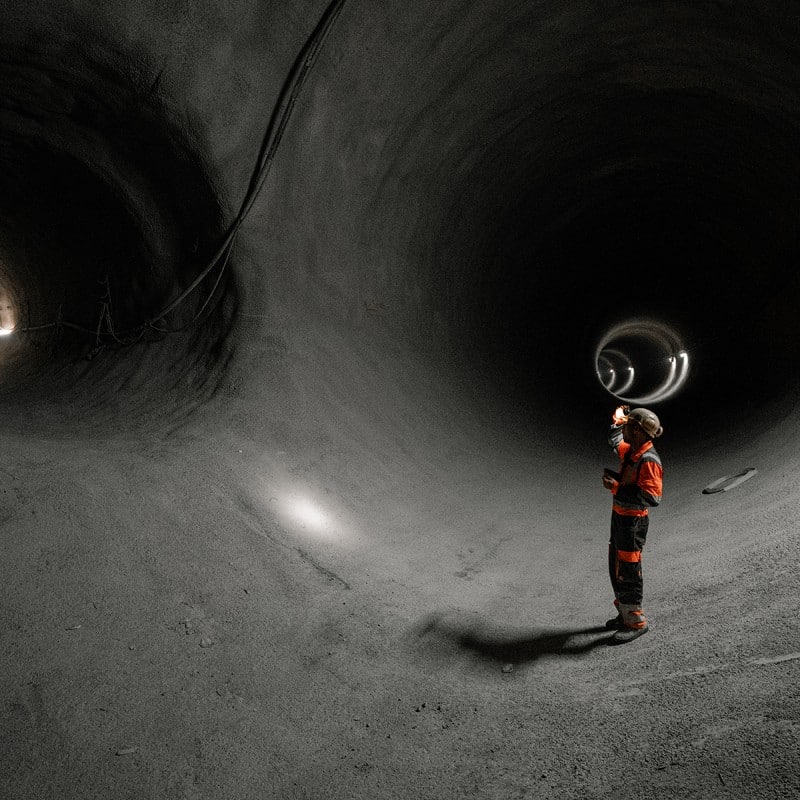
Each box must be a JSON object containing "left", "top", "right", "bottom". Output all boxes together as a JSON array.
[{"left": 414, "top": 614, "right": 612, "bottom": 668}]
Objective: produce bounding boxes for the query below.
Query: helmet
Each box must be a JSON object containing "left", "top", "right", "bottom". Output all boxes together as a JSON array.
[{"left": 627, "top": 408, "right": 663, "bottom": 438}]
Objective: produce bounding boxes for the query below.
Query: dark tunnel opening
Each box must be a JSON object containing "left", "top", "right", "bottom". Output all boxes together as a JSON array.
[
  {"left": 439, "top": 84, "right": 800, "bottom": 448},
  {"left": 0, "top": 55, "right": 237, "bottom": 416}
]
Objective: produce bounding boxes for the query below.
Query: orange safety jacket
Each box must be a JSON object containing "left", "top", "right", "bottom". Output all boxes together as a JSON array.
[{"left": 608, "top": 426, "right": 663, "bottom": 517}]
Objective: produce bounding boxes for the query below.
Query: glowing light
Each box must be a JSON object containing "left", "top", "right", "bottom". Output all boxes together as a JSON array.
[
  {"left": 269, "top": 487, "right": 346, "bottom": 541},
  {"left": 0, "top": 328, "right": 13, "bottom": 336},
  {"left": 288, "top": 496, "right": 328, "bottom": 530},
  {"left": 255, "top": 475, "right": 358, "bottom": 547},
  {"left": 594, "top": 318, "right": 690, "bottom": 404}
]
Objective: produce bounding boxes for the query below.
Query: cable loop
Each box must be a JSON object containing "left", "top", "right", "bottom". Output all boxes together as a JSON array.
[{"left": 16, "top": 0, "right": 347, "bottom": 351}]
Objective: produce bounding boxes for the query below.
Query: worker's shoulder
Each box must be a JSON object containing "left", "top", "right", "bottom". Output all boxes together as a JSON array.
[{"left": 642, "top": 446, "right": 662, "bottom": 466}]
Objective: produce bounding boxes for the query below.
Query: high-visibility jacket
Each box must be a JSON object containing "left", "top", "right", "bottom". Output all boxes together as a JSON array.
[{"left": 608, "top": 424, "right": 663, "bottom": 516}]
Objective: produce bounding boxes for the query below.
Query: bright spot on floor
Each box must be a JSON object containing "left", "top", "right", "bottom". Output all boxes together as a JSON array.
[
  {"left": 271, "top": 489, "right": 346, "bottom": 540},
  {"left": 288, "top": 496, "right": 328, "bottom": 529},
  {"left": 0, "top": 327, "right": 13, "bottom": 336}
]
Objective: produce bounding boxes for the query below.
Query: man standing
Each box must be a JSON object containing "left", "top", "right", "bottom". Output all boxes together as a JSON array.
[{"left": 602, "top": 406, "right": 663, "bottom": 644}]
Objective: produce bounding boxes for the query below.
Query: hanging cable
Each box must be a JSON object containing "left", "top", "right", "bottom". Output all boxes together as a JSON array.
[{"left": 16, "top": 0, "right": 348, "bottom": 346}]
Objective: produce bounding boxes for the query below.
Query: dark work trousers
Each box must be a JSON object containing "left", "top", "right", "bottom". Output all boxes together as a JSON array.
[{"left": 608, "top": 512, "right": 648, "bottom": 607}]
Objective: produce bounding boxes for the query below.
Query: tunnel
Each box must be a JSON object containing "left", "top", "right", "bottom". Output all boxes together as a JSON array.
[{"left": 1, "top": 1, "right": 799, "bottom": 798}]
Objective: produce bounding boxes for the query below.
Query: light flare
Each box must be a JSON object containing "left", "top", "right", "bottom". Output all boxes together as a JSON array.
[
  {"left": 287, "top": 496, "right": 328, "bottom": 530},
  {"left": 594, "top": 318, "right": 690, "bottom": 404},
  {"left": 268, "top": 485, "right": 351, "bottom": 542}
]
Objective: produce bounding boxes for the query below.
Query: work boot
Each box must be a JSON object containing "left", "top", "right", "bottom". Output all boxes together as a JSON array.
[
  {"left": 605, "top": 614, "right": 624, "bottom": 629},
  {"left": 618, "top": 603, "right": 647, "bottom": 629},
  {"left": 608, "top": 624, "right": 649, "bottom": 645}
]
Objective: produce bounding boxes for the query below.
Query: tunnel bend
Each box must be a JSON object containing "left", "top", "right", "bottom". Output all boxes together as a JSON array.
[
  {"left": 0, "top": 3, "right": 797, "bottom": 457},
  {"left": 0, "top": 53, "right": 236, "bottom": 425},
  {"left": 264, "top": 2, "right": 800, "bottom": 459},
  {"left": 0, "top": 4, "right": 798, "bottom": 796}
]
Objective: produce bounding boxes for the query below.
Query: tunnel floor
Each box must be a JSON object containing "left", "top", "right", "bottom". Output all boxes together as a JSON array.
[{"left": 1, "top": 356, "right": 798, "bottom": 799}]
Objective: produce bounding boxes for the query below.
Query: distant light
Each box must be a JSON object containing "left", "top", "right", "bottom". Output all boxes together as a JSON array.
[
  {"left": 0, "top": 328, "right": 13, "bottom": 336},
  {"left": 679, "top": 351, "right": 687, "bottom": 358}
]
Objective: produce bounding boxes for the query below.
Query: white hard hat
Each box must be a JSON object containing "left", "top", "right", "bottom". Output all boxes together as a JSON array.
[{"left": 627, "top": 408, "right": 663, "bottom": 438}]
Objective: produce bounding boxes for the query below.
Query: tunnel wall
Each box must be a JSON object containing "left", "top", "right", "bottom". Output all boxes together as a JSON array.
[
  {"left": 0, "top": 0, "right": 326, "bottom": 426},
  {"left": 232, "top": 0, "right": 800, "bottom": 457},
  {"left": 1, "top": 6, "right": 800, "bottom": 797},
  {"left": 1, "top": 1, "right": 800, "bottom": 474}
]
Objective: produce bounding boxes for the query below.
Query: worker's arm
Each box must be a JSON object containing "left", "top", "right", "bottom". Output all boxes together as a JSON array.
[
  {"left": 636, "top": 459, "right": 662, "bottom": 506},
  {"left": 604, "top": 428, "right": 627, "bottom": 491},
  {"left": 608, "top": 424, "right": 625, "bottom": 455}
]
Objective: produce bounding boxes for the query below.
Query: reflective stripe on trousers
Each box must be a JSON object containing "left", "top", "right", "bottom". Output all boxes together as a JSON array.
[{"left": 608, "top": 511, "right": 648, "bottom": 611}]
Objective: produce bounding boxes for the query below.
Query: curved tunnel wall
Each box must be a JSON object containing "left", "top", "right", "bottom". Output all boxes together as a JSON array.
[
  {"left": 249, "top": 0, "right": 800, "bottom": 458},
  {"left": 0, "top": 2, "right": 795, "bottom": 522},
  {"left": 2, "top": 1, "right": 800, "bottom": 445},
  {"left": 1, "top": 2, "right": 800, "bottom": 796},
  {"left": 0, "top": 2, "right": 252, "bottom": 419}
]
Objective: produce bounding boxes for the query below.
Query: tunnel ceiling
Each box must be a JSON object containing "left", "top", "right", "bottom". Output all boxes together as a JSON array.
[{"left": 0, "top": 1, "right": 799, "bottom": 441}]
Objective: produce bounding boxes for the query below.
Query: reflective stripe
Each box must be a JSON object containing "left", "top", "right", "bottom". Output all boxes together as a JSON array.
[
  {"left": 638, "top": 460, "right": 663, "bottom": 504},
  {"left": 624, "top": 617, "right": 647, "bottom": 630},
  {"left": 609, "top": 425, "right": 625, "bottom": 453},
  {"left": 617, "top": 549, "right": 642, "bottom": 563},
  {"left": 619, "top": 604, "right": 647, "bottom": 628},
  {"left": 642, "top": 452, "right": 662, "bottom": 467},
  {"left": 613, "top": 505, "right": 649, "bottom": 517},
  {"left": 609, "top": 440, "right": 662, "bottom": 513}
]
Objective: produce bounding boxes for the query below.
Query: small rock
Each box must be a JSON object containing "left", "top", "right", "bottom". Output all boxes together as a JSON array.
[
  {"left": 502, "top": 663, "right": 514, "bottom": 673},
  {"left": 199, "top": 637, "right": 214, "bottom": 648}
]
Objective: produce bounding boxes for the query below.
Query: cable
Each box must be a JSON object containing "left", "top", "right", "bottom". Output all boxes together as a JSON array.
[
  {"left": 146, "top": 0, "right": 348, "bottom": 329},
  {"left": 16, "top": 0, "right": 348, "bottom": 347}
]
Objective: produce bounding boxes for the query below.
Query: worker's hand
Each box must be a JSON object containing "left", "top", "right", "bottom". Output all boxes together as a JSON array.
[
  {"left": 611, "top": 405, "right": 630, "bottom": 425},
  {"left": 602, "top": 473, "right": 618, "bottom": 492}
]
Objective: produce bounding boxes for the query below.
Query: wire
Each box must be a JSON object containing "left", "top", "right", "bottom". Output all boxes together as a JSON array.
[
  {"left": 146, "top": 0, "right": 348, "bottom": 329},
  {"left": 16, "top": 0, "right": 348, "bottom": 348}
]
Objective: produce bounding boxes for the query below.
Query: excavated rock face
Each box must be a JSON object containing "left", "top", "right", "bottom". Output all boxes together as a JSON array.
[
  {"left": 1, "top": 1, "right": 799, "bottom": 443},
  {"left": 0, "top": 5, "right": 244, "bottom": 415},
  {"left": 0, "top": 62, "right": 228, "bottom": 331}
]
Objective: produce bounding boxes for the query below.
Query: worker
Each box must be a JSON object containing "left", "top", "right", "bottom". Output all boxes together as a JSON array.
[{"left": 601, "top": 406, "right": 663, "bottom": 644}]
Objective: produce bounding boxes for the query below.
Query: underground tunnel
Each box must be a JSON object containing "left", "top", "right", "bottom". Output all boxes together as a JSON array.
[{"left": 0, "top": 2, "right": 798, "bottom": 798}]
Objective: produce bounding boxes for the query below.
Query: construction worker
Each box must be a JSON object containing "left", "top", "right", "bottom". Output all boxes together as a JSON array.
[{"left": 601, "top": 406, "right": 663, "bottom": 644}]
